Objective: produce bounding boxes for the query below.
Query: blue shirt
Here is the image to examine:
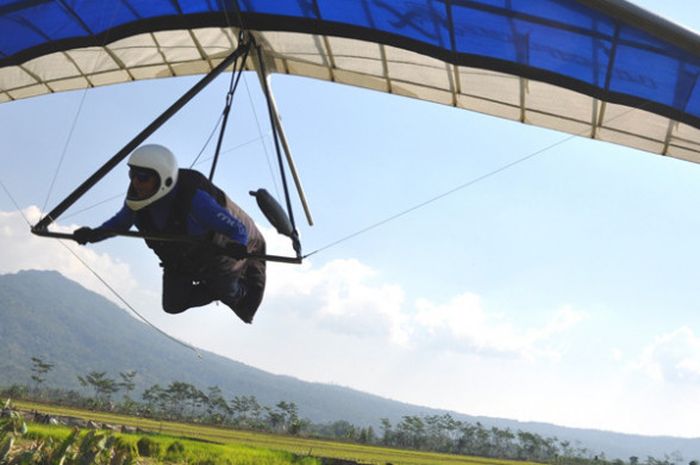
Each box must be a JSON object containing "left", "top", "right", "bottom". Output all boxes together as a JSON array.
[{"left": 101, "top": 187, "right": 248, "bottom": 245}]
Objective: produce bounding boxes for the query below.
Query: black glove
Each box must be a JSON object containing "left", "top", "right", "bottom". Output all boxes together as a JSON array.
[
  {"left": 73, "top": 227, "right": 109, "bottom": 245},
  {"left": 224, "top": 242, "right": 248, "bottom": 259}
]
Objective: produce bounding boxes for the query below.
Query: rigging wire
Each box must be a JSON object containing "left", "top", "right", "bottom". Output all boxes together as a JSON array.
[
  {"left": 303, "top": 103, "right": 650, "bottom": 259},
  {"left": 51, "top": 106, "right": 226, "bottom": 222},
  {"left": 242, "top": 72, "right": 281, "bottom": 199},
  {"left": 62, "top": 135, "right": 268, "bottom": 222},
  {"left": 209, "top": 40, "right": 251, "bottom": 181},
  {"left": 62, "top": 191, "right": 126, "bottom": 220},
  {"left": 189, "top": 112, "right": 225, "bottom": 169},
  {"left": 217, "top": 0, "right": 284, "bottom": 200},
  {"left": 1, "top": 177, "right": 202, "bottom": 359},
  {"left": 193, "top": 2, "right": 281, "bottom": 197},
  {"left": 303, "top": 140, "right": 560, "bottom": 258},
  {"left": 54, "top": 241, "right": 202, "bottom": 359},
  {"left": 40, "top": 90, "right": 90, "bottom": 216},
  {"left": 183, "top": 0, "right": 246, "bottom": 176},
  {"left": 39, "top": 0, "right": 125, "bottom": 218},
  {"left": 186, "top": 46, "right": 250, "bottom": 175},
  {"left": 255, "top": 44, "right": 299, "bottom": 235}
]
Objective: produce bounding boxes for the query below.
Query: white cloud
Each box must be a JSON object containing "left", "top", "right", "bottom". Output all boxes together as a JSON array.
[
  {"left": 0, "top": 206, "right": 137, "bottom": 304},
  {"left": 635, "top": 327, "right": 700, "bottom": 383},
  {"left": 266, "top": 257, "right": 409, "bottom": 345},
  {"left": 265, "top": 249, "right": 585, "bottom": 360},
  {"left": 414, "top": 295, "right": 585, "bottom": 360},
  {"left": 0, "top": 208, "right": 586, "bottom": 363},
  {"left": 611, "top": 348, "right": 624, "bottom": 362}
]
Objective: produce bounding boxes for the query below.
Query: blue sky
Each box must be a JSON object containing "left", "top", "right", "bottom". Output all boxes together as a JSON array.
[{"left": 2, "top": 0, "right": 700, "bottom": 438}]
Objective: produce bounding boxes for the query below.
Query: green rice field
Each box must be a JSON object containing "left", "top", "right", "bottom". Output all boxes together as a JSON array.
[
  {"left": 24, "top": 423, "right": 318, "bottom": 465},
  {"left": 16, "top": 400, "right": 543, "bottom": 465}
]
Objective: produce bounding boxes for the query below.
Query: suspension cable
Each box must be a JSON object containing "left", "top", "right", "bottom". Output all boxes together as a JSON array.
[
  {"left": 209, "top": 35, "right": 252, "bottom": 181},
  {"left": 1, "top": 177, "right": 202, "bottom": 358}
]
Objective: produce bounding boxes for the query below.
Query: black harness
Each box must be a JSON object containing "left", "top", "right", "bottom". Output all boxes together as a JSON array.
[{"left": 135, "top": 169, "right": 227, "bottom": 271}]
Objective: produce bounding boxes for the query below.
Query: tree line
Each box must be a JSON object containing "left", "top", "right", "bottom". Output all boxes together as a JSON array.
[{"left": 1, "top": 356, "right": 692, "bottom": 465}]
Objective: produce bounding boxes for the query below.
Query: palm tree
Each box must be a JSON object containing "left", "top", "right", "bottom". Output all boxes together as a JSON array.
[
  {"left": 77, "top": 371, "right": 118, "bottom": 407},
  {"left": 29, "top": 357, "right": 54, "bottom": 395}
]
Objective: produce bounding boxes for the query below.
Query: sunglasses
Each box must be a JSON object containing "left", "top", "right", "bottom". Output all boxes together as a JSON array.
[{"left": 129, "top": 168, "right": 155, "bottom": 182}]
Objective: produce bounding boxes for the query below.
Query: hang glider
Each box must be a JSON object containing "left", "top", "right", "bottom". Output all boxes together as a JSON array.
[{"left": 2, "top": 0, "right": 699, "bottom": 162}]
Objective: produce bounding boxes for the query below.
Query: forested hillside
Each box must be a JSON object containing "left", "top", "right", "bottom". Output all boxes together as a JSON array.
[{"left": 1, "top": 270, "right": 698, "bottom": 461}]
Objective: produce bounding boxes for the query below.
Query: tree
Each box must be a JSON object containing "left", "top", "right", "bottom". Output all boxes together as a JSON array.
[
  {"left": 118, "top": 370, "right": 137, "bottom": 412},
  {"left": 29, "top": 357, "right": 54, "bottom": 393},
  {"left": 230, "top": 395, "right": 263, "bottom": 428},
  {"left": 456, "top": 422, "right": 478, "bottom": 454},
  {"left": 473, "top": 422, "right": 491, "bottom": 456},
  {"left": 1, "top": 385, "right": 28, "bottom": 399},
  {"left": 142, "top": 384, "right": 168, "bottom": 416},
  {"left": 560, "top": 440, "right": 575, "bottom": 457},
  {"left": 491, "top": 427, "right": 516, "bottom": 458},
  {"left": 77, "top": 371, "right": 118, "bottom": 407},
  {"left": 163, "top": 381, "right": 204, "bottom": 419},
  {"left": 424, "top": 413, "right": 460, "bottom": 452},
  {"left": 328, "top": 420, "right": 357, "bottom": 440},
  {"left": 275, "top": 401, "right": 300, "bottom": 433},
  {"left": 358, "top": 426, "right": 376, "bottom": 444},
  {"left": 264, "top": 402, "right": 292, "bottom": 432},
  {"left": 380, "top": 418, "right": 393, "bottom": 445},
  {"left": 366, "top": 426, "right": 376, "bottom": 444},
  {"left": 205, "top": 386, "right": 230, "bottom": 424},
  {"left": 118, "top": 370, "right": 137, "bottom": 397}
]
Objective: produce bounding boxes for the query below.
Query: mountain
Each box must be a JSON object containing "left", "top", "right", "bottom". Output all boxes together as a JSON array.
[
  {"left": 1, "top": 269, "right": 698, "bottom": 460},
  {"left": 0, "top": 269, "right": 421, "bottom": 424}
]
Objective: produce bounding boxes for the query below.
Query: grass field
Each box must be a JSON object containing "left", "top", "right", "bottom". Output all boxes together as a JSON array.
[
  {"left": 16, "top": 400, "right": 542, "bottom": 465},
  {"left": 24, "top": 423, "right": 318, "bottom": 465}
]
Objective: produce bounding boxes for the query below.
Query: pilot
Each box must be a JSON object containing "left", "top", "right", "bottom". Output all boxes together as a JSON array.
[{"left": 74, "top": 144, "right": 266, "bottom": 324}]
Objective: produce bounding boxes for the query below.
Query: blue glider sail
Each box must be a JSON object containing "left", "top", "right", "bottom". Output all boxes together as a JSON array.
[{"left": 1, "top": 0, "right": 699, "bottom": 160}]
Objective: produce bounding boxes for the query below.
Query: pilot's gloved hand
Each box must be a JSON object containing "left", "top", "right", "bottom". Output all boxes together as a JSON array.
[{"left": 73, "top": 227, "right": 109, "bottom": 245}]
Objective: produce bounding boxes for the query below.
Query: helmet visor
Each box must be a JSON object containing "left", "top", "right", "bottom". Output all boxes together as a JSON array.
[
  {"left": 129, "top": 167, "right": 158, "bottom": 182},
  {"left": 127, "top": 167, "right": 161, "bottom": 202}
]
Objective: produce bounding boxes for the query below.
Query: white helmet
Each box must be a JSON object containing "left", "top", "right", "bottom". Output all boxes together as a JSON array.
[{"left": 126, "top": 144, "right": 179, "bottom": 211}]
